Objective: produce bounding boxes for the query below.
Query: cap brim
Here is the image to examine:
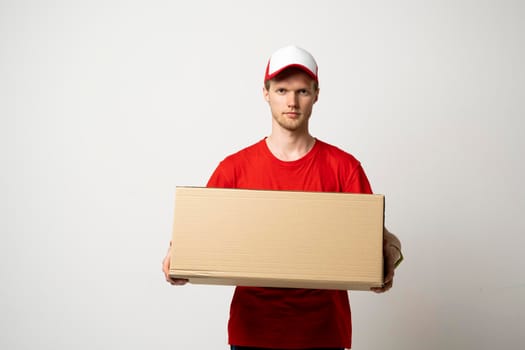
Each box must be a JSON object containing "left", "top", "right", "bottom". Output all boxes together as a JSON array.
[{"left": 265, "top": 64, "right": 318, "bottom": 82}]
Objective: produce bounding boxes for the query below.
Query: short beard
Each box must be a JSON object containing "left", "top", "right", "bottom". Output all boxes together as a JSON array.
[{"left": 273, "top": 114, "right": 309, "bottom": 132}]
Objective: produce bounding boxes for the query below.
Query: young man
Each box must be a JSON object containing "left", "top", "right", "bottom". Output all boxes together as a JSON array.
[{"left": 163, "top": 45, "right": 403, "bottom": 350}]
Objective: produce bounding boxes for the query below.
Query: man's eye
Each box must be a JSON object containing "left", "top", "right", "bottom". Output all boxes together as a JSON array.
[
  {"left": 299, "top": 89, "right": 310, "bottom": 95},
  {"left": 276, "top": 88, "right": 286, "bottom": 94}
]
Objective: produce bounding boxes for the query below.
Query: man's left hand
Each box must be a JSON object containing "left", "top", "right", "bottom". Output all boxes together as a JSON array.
[{"left": 371, "top": 228, "right": 402, "bottom": 293}]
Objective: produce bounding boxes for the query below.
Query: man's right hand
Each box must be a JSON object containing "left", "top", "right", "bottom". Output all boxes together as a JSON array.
[{"left": 162, "top": 244, "right": 189, "bottom": 286}]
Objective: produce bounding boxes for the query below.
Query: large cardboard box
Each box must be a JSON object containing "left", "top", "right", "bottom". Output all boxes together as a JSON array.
[{"left": 169, "top": 187, "right": 384, "bottom": 290}]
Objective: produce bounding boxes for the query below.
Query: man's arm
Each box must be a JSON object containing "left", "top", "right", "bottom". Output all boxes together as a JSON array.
[
  {"left": 162, "top": 242, "right": 189, "bottom": 286},
  {"left": 371, "top": 227, "right": 403, "bottom": 293}
]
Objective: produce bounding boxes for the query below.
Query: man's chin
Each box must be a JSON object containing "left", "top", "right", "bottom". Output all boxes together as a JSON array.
[{"left": 278, "top": 121, "right": 304, "bottom": 132}]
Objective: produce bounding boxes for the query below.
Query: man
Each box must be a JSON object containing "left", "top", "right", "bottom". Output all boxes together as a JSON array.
[{"left": 162, "top": 45, "right": 403, "bottom": 350}]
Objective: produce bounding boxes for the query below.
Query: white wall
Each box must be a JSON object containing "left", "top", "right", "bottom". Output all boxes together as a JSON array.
[{"left": 2, "top": 1, "right": 524, "bottom": 349}]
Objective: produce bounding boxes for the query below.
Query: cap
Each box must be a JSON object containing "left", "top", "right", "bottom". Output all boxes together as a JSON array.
[{"left": 264, "top": 45, "right": 318, "bottom": 83}]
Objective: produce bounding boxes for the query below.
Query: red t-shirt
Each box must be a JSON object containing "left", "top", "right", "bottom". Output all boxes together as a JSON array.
[{"left": 207, "top": 138, "right": 373, "bottom": 349}]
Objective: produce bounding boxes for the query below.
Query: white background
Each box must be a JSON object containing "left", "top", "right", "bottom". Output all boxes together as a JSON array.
[{"left": 2, "top": 1, "right": 524, "bottom": 349}]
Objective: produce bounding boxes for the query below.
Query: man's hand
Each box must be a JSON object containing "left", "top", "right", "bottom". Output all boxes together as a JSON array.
[
  {"left": 371, "top": 228, "right": 402, "bottom": 293},
  {"left": 162, "top": 243, "right": 189, "bottom": 286}
]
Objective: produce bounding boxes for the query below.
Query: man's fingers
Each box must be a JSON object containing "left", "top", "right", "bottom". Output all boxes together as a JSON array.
[
  {"left": 168, "top": 278, "right": 189, "bottom": 286},
  {"left": 371, "top": 278, "right": 393, "bottom": 293}
]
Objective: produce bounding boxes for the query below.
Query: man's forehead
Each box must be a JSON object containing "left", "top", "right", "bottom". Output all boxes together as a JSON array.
[{"left": 269, "top": 69, "right": 316, "bottom": 87}]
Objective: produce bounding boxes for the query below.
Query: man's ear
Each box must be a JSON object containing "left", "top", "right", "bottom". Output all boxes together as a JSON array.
[
  {"left": 314, "top": 88, "right": 319, "bottom": 103},
  {"left": 263, "top": 86, "right": 270, "bottom": 102}
]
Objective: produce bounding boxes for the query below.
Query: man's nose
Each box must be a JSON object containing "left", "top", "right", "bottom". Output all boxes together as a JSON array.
[{"left": 287, "top": 92, "right": 299, "bottom": 107}]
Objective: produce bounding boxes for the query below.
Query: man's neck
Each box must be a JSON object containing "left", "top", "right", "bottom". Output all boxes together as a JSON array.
[{"left": 265, "top": 131, "right": 316, "bottom": 161}]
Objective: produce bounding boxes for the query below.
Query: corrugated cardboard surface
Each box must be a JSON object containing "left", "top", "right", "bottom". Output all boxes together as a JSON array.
[{"left": 169, "top": 187, "right": 384, "bottom": 290}]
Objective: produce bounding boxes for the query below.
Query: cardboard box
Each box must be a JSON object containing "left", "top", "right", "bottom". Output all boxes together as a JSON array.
[{"left": 169, "top": 187, "right": 384, "bottom": 290}]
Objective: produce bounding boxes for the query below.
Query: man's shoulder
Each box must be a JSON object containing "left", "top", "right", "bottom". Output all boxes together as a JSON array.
[{"left": 316, "top": 139, "right": 361, "bottom": 164}]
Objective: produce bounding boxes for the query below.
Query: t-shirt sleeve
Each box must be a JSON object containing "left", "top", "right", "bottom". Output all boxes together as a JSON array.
[
  {"left": 206, "top": 159, "right": 235, "bottom": 188},
  {"left": 344, "top": 163, "right": 373, "bottom": 195}
]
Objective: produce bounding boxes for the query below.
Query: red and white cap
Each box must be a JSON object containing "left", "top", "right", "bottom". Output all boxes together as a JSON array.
[{"left": 264, "top": 45, "right": 318, "bottom": 83}]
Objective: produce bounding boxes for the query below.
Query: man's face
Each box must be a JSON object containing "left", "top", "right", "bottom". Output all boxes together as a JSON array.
[{"left": 263, "top": 69, "right": 319, "bottom": 133}]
